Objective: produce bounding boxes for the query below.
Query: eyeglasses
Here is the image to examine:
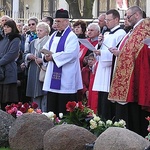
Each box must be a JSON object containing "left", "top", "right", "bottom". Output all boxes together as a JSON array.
[
  {"left": 126, "top": 12, "right": 136, "bottom": 20},
  {"left": 28, "top": 23, "right": 35, "bottom": 26}
]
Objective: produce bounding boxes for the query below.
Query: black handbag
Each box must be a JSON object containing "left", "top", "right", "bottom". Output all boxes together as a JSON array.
[{"left": 0, "top": 66, "right": 5, "bottom": 81}]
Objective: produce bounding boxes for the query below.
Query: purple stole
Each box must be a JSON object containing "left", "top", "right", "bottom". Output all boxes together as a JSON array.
[{"left": 49, "top": 27, "right": 71, "bottom": 89}]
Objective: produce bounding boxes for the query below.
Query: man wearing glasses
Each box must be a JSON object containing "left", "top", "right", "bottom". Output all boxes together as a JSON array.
[
  {"left": 93, "top": 9, "right": 126, "bottom": 120},
  {"left": 108, "top": 6, "right": 150, "bottom": 137}
]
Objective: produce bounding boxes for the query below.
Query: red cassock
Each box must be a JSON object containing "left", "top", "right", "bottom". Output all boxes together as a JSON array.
[{"left": 82, "top": 62, "right": 98, "bottom": 113}]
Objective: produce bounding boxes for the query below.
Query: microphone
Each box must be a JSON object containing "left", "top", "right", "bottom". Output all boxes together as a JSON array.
[
  {"left": 101, "top": 26, "right": 108, "bottom": 35},
  {"left": 97, "top": 26, "right": 107, "bottom": 49}
]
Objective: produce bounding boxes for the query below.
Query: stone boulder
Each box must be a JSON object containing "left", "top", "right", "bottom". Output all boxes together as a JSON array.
[
  {"left": 44, "top": 124, "right": 97, "bottom": 150},
  {"left": 9, "top": 113, "right": 54, "bottom": 150},
  {"left": 0, "top": 110, "right": 15, "bottom": 147},
  {"left": 94, "top": 127, "right": 150, "bottom": 150}
]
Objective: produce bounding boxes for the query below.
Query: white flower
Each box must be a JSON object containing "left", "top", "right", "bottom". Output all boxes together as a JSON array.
[
  {"left": 118, "top": 119, "right": 126, "bottom": 127},
  {"left": 59, "top": 113, "right": 63, "bottom": 119},
  {"left": 92, "top": 114, "right": 96, "bottom": 118},
  {"left": 42, "top": 111, "right": 55, "bottom": 120},
  {"left": 113, "top": 121, "right": 119, "bottom": 126},
  {"left": 90, "top": 119, "right": 95, "bottom": 124},
  {"left": 90, "top": 120, "right": 97, "bottom": 129},
  {"left": 98, "top": 120, "right": 105, "bottom": 126},
  {"left": 106, "top": 120, "right": 113, "bottom": 126},
  {"left": 93, "top": 116, "right": 100, "bottom": 122}
]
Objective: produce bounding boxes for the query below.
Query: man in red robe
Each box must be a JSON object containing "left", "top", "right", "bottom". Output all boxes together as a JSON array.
[
  {"left": 108, "top": 6, "right": 150, "bottom": 137},
  {"left": 79, "top": 23, "right": 99, "bottom": 69}
]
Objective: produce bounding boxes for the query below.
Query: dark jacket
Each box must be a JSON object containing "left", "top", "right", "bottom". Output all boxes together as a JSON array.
[{"left": 0, "top": 33, "right": 21, "bottom": 84}]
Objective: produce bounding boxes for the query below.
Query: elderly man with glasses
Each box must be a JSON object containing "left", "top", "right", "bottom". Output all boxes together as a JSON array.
[{"left": 108, "top": 6, "right": 150, "bottom": 137}]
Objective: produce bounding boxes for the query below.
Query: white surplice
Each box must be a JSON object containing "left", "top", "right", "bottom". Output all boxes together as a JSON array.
[
  {"left": 42, "top": 27, "right": 83, "bottom": 93},
  {"left": 93, "top": 25, "right": 126, "bottom": 92}
]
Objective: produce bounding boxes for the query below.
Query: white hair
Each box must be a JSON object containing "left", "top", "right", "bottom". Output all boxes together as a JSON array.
[
  {"left": 87, "top": 23, "right": 100, "bottom": 32},
  {"left": 36, "top": 22, "right": 51, "bottom": 33}
]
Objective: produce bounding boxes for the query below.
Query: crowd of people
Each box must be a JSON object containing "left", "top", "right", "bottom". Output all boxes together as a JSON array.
[{"left": 0, "top": 6, "right": 149, "bottom": 138}]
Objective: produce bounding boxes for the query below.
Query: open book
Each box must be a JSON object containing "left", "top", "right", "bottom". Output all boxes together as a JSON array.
[
  {"left": 40, "top": 49, "right": 53, "bottom": 55},
  {"left": 78, "top": 38, "right": 96, "bottom": 51}
]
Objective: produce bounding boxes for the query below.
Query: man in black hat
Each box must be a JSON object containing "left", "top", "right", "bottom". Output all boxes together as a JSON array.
[{"left": 42, "top": 9, "right": 83, "bottom": 115}]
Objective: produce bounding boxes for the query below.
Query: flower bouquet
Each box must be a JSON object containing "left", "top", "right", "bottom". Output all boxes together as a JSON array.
[
  {"left": 5, "top": 102, "right": 42, "bottom": 118},
  {"left": 57, "top": 101, "right": 126, "bottom": 137},
  {"left": 59, "top": 101, "right": 94, "bottom": 128},
  {"left": 89, "top": 115, "right": 126, "bottom": 137}
]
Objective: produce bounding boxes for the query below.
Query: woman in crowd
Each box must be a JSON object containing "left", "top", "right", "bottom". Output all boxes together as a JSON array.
[
  {"left": 24, "top": 22, "right": 50, "bottom": 112},
  {"left": 24, "top": 17, "right": 38, "bottom": 51},
  {"left": 0, "top": 19, "right": 21, "bottom": 110},
  {"left": 73, "top": 19, "right": 87, "bottom": 38}
]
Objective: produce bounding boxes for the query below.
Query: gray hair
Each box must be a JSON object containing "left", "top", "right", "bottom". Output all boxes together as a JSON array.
[
  {"left": 36, "top": 22, "right": 50, "bottom": 34},
  {"left": 87, "top": 23, "right": 100, "bottom": 32},
  {"left": 128, "top": 6, "right": 143, "bottom": 16}
]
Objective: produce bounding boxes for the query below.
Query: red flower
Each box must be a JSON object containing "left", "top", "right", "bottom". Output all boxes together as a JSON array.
[
  {"left": 23, "top": 103, "right": 30, "bottom": 109},
  {"left": 7, "top": 109, "right": 14, "bottom": 114},
  {"left": 12, "top": 104, "right": 18, "bottom": 108},
  {"left": 31, "top": 102, "right": 38, "bottom": 109},
  {"left": 77, "top": 101, "right": 84, "bottom": 111},
  {"left": 10, "top": 103, "right": 15, "bottom": 107},
  {"left": 5, "top": 105, "right": 12, "bottom": 111},
  {"left": 66, "top": 101, "right": 77, "bottom": 112},
  {"left": 146, "top": 116, "right": 150, "bottom": 121},
  {"left": 20, "top": 106, "right": 27, "bottom": 113},
  {"left": 17, "top": 102, "right": 23, "bottom": 109},
  {"left": 12, "top": 107, "right": 18, "bottom": 113}
]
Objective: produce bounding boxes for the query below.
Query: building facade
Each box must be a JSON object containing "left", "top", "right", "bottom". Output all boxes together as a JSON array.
[{"left": 0, "top": 0, "right": 149, "bottom": 23}]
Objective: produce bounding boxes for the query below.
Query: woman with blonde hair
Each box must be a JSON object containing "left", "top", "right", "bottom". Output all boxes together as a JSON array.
[{"left": 24, "top": 22, "right": 50, "bottom": 111}]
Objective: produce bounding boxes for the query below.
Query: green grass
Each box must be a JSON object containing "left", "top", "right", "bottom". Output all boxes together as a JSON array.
[{"left": 0, "top": 148, "right": 11, "bottom": 150}]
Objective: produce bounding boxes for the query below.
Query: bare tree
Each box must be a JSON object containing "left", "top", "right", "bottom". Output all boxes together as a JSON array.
[{"left": 65, "top": 0, "right": 95, "bottom": 19}]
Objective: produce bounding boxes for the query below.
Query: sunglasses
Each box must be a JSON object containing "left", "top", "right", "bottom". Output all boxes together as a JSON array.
[{"left": 28, "top": 23, "right": 35, "bottom": 26}]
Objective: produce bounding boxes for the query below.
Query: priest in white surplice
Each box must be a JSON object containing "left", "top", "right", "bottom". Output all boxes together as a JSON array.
[
  {"left": 42, "top": 9, "right": 83, "bottom": 115},
  {"left": 93, "top": 9, "right": 126, "bottom": 120}
]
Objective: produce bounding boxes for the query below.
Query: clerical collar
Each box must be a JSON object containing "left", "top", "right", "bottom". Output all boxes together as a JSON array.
[
  {"left": 56, "top": 30, "right": 64, "bottom": 37},
  {"left": 110, "top": 25, "right": 120, "bottom": 33}
]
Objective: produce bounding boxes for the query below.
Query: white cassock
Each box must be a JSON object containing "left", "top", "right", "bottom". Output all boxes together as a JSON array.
[
  {"left": 42, "top": 27, "right": 83, "bottom": 94},
  {"left": 93, "top": 25, "right": 126, "bottom": 92}
]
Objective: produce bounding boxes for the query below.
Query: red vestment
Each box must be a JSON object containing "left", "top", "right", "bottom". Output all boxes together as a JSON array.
[{"left": 108, "top": 18, "right": 150, "bottom": 112}]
